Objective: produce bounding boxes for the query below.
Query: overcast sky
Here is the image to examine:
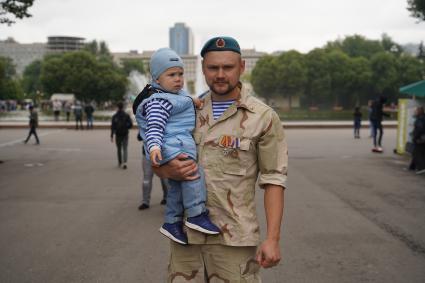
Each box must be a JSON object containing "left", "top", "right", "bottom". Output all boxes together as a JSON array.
[{"left": 0, "top": 0, "right": 423, "bottom": 54}]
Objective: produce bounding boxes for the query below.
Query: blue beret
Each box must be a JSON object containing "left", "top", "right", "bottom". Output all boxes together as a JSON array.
[{"left": 200, "top": 36, "right": 241, "bottom": 57}]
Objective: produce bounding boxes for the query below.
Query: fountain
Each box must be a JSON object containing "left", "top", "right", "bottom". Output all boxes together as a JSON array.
[
  {"left": 126, "top": 70, "right": 150, "bottom": 103},
  {"left": 195, "top": 56, "right": 208, "bottom": 97}
]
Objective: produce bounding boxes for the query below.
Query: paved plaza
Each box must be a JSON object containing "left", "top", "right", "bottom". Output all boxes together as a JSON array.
[{"left": 0, "top": 128, "right": 424, "bottom": 282}]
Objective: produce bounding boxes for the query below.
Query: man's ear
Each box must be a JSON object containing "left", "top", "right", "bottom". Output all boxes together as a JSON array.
[
  {"left": 201, "top": 60, "right": 205, "bottom": 74},
  {"left": 240, "top": 59, "right": 246, "bottom": 74}
]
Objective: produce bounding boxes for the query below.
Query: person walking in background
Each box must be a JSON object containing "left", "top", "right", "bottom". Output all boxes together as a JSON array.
[
  {"left": 84, "top": 103, "right": 95, "bottom": 130},
  {"left": 353, "top": 106, "right": 362, "bottom": 139},
  {"left": 411, "top": 106, "right": 425, "bottom": 175},
  {"left": 24, "top": 105, "right": 40, "bottom": 145},
  {"left": 370, "top": 96, "right": 389, "bottom": 153},
  {"left": 137, "top": 133, "right": 168, "bottom": 210},
  {"left": 111, "top": 102, "right": 133, "bottom": 169},
  {"left": 64, "top": 101, "right": 72, "bottom": 122},
  {"left": 52, "top": 99, "right": 62, "bottom": 121},
  {"left": 73, "top": 101, "right": 83, "bottom": 130},
  {"left": 368, "top": 100, "right": 374, "bottom": 138}
]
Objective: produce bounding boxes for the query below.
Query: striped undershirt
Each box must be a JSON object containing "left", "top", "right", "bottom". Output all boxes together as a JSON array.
[
  {"left": 212, "top": 100, "right": 235, "bottom": 120},
  {"left": 143, "top": 98, "right": 173, "bottom": 152}
]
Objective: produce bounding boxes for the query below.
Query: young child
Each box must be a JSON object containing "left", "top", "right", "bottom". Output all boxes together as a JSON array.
[
  {"left": 134, "top": 48, "right": 220, "bottom": 245},
  {"left": 353, "top": 106, "right": 362, "bottom": 139}
]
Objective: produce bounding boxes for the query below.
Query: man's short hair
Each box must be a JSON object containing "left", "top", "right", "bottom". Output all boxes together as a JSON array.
[{"left": 117, "top": 102, "right": 124, "bottom": 110}]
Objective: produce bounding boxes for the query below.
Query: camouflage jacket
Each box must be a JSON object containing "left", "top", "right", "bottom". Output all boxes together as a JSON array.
[{"left": 187, "top": 86, "right": 288, "bottom": 246}]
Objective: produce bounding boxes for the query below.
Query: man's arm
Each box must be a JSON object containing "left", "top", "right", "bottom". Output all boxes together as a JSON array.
[
  {"left": 152, "top": 153, "right": 199, "bottom": 181},
  {"left": 110, "top": 115, "right": 115, "bottom": 142},
  {"left": 256, "top": 184, "right": 284, "bottom": 268},
  {"left": 255, "top": 109, "right": 288, "bottom": 268}
]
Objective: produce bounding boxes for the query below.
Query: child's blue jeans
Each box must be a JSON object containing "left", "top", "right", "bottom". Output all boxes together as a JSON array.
[{"left": 164, "top": 164, "right": 207, "bottom": 224}]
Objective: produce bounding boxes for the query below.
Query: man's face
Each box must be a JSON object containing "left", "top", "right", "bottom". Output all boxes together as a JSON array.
[
  {"left": 202, "top": 51, "right": 245, "bottom": 98},
  {"left": 156, "top": 66, "right": 184, "bottom": 93}
]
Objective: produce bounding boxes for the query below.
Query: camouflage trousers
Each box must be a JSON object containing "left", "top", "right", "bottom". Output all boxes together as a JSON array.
[{"left": 168, "top": 242, "right": 261, "bottom": 283}]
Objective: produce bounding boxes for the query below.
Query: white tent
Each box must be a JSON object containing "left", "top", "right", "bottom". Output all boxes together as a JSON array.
[{"left": 50, "top": 93, "right": 75, "bottom": 103}]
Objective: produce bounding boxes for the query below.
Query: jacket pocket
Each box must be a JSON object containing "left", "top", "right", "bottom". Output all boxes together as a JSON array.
[{"left": 220, "top": 138, "right": 251, "bottom": 176}]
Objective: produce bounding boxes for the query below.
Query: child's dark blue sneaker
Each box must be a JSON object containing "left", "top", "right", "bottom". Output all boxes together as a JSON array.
[
  {"left": 185, "top": 212, "right": 221, "bottom": 235},
  {"left": 159, "top": 222, "right": 188, "bottom": 245}
]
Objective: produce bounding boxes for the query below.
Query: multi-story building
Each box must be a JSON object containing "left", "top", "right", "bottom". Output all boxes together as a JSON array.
[
  {"left": 112, "top": 50, "right": 198, "bottom": 94},
  {"left": 47, "top": 36, "right": 85, "bottom": 52},
  {"left": 241, "top": 49, "right": 267, "bottom": 74},
  {"left": 169, "top": 23, "right": 193, "bottom": 55},
  {"left": 0, "top": 36, "right": 86, "bottom": 76},
  {"left": 0, "top": 37, "right": 47, "bottom": 76}
]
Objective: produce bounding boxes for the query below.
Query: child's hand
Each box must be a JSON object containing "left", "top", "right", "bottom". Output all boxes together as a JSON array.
[
  {"left": 150, "top": 148, "right": 162, "bottom": 167},
  {"left": 193, "top": 98, "right": 204, "bottom": 109}
]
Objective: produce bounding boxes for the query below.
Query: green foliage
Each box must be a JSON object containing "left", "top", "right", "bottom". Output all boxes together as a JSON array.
[
  {"left": 326, "top": 50, "right": 352, "bottom": 106},
  {"left": 305, "top": 49, "right": 331, "bottom": 107},
  {"left": 251, "top": 34, "right": 423, "bottom": 110},
  {"left": 396, "top": 54, "right": 424, "bottom": 87},
  {"left": 370, "top": 52, "right": 398, "bottom": 99},
  {"left": 275, "top": 51, "right": 307, "bottom": 98},
  {"left": 418, "top": 41, "right": 425, "bottom": 60},
  {"left": 325, "top": 34, "right": 384, "bottom": 59},
  {"left": 251, "top": 55, "right": 278, "bottom": 103},
  {"left": 21, "top": 60, "right": 42, "bottom": 97},
  {"left": 0, "top": 0, "right": 34, "bottom": 25},
  {"left": 381, "top": 33, "right": 403, "bottom": 55},
  {"left": 40, "top": 51, "right": 127, "bottom": 103},
  {"left": 346, "top": 57, "right": 372, "bottom": 106},
  {"left": 83, "top": 40, "right": 113, "bottom": 63},
  {"left": 121, "top": 59, "right": 145, "bottom": 75},
  {"left": 0, "top": 56, "right": 23, "bottom": 99},
  {"left": 407, "top": 0, "right": 425, "bottom": 21}
]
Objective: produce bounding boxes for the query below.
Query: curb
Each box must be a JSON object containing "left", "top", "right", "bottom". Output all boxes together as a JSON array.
[{"left": 0, "top": 122, "right": 398, "bottom": 130}]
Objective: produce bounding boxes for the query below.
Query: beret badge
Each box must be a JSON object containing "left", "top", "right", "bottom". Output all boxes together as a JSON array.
[{"left": 216, "top": 38, "right": 226, "bottom": 48}]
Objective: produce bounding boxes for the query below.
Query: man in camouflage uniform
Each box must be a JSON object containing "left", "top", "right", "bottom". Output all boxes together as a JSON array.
[{"left": 155, "top": 36, "right": 288, "bottom": 282}]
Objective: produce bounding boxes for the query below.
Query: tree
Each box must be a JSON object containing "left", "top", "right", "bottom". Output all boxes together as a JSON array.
[
  {"left": 326, "top": 50, "right": 352, "bottom": 107},
  {"left": 381, "top": 33, "right": 403, "bottom": 56},
  {"left": 83, "top": 40, "right": 113, "bottom": 62},
  {"left": 305, "top": 48, "right": 331, "bottom": 107},
  {"left": 251, "top": 55, "right": 278, "bottom": 104},
  {"left": 325, "top": 35, "right": 384, "bottom": 59},
  {"left": 0, "top": 56, "right": 23, "bottom": 99},
  {"left": 407, "top": 0, "right": 425, "bottom": 21},
  {"left": 40, "top": 51, "right": 127, "bottom": 103},
  {"left": 370, "top": 52, "right": 398, "bottom": 101},
  {"left": 418, "top": 41, "right": 425, "bottom": 60},
  {"left": 0, "top": 0, "right": 34, "bottom": 25},
  {"left": 21, "top": 60, "right": 42, "bottom": 97},
  {"left": 396, "top": 54, "right": 424, "bottom": 87},
  {"left": 121, "top": 59, "right": 145, "bottom": 75},
  {"left": 274, "top": 50, "right": 307, "bottom": 108},
  {"left": 345, "top": 57, "right": 372, "bottom": 107}
]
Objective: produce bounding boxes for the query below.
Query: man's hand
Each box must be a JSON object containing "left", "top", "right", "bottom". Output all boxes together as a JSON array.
[
  {"left": 152, "top": 153, "right": 199, "bottom": 181},
  {"left": 256, "top": 184, "right": 284, "bottom": 268},
  {"left": 150, "top": 148, "right": 162, "bottom": 167},
  {"left": 256, "top": 238, "right": 281, "bottom": 268}
]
